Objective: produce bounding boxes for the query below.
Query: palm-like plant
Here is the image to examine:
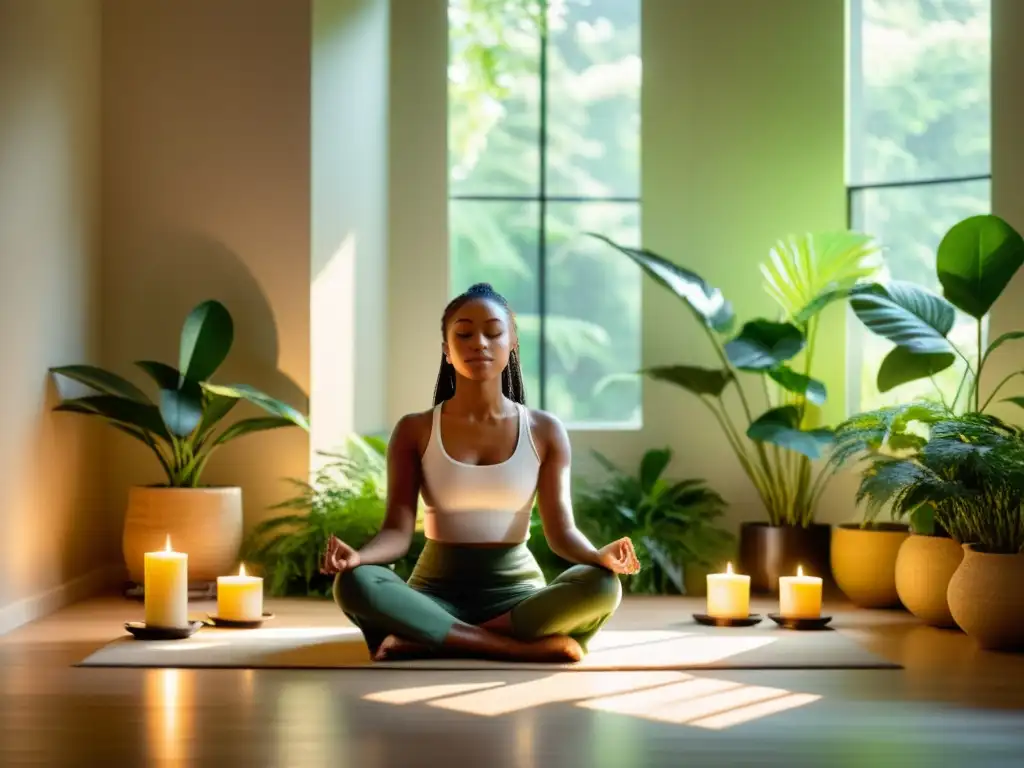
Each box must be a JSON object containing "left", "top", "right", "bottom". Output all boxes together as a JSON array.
[
  {"left": 592, "top": 231, "right": 881, "bottom": 526},
  {"left": 49, "top": 300, "right": 309, "bottom": 487}
]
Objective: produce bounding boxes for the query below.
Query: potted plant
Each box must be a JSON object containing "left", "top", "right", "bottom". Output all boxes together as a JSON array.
[
  {"left": 49, "top": 299, "right": 309, "bottom": 585},
  {"left": 242, "top": 437, "right": 424, "bottom": 597},
  {"left": 832, "top": 213, "right": 1024, "bottom": 640},
  {"left": 594, "top": 231, "right": 881, "bottom": 592},
  {"left": 555, "top": 447, "right": 733, "bottom": 595}
]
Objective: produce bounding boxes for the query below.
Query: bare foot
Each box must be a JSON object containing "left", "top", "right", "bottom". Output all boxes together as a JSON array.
[
  {"left": 520, "top": 635, "right": 584, "bottom": 663},
  {"left": 374, "top": 635, "right": 430, "bottom": 661}
]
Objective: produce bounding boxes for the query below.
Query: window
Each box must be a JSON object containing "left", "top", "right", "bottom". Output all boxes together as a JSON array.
[
  {"left": 846, "top": 0, "right": 991, "bottom": 413},
  {"left": 447, "top": 0, "right": 642, "bottom": 427}
]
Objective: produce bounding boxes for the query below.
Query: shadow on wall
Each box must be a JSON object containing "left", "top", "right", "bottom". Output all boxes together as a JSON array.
[{"left": 102, "top": 231, "right": 309, "bottom": 530}]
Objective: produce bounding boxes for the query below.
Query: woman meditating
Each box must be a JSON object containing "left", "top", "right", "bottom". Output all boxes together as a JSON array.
[{"left": 321, "top": 283, "right": 639, "bottom": 663}]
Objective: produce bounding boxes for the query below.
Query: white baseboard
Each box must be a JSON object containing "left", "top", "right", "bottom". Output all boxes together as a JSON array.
[{"left": 0, "top": 564, "right": 124, "bottom": 637}]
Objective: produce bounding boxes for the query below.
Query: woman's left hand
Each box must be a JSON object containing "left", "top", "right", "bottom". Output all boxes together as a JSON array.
[{"left": 596, "top": 536, "right": 641, "bottom": 575}]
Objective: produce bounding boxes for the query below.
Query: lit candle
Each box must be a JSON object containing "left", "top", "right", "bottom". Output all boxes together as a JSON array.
[
  {"left": 779, "top": 565, "right": 823, "bottom": 618},
  {"left": 144, "top": 535, "right": 188, "bottom": 628},
  {"left": 706, "top": 562, "right": 750, "bottom": 618},
  {"left": 217, "top": 563, "right": 264, "bottom": 622}
]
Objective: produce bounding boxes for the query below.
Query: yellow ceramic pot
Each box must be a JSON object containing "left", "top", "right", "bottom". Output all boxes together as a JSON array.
[
  {"left": 122, "top": 486, "right": 243, "bottom": 584},
  {"left": 894, "top": 534, "right": 963, "bottom": 628},
  {"left": 830, "top": 523, "right": 909, "bottom": 608},
  {"left": 947, "top": 544, "right": 1024, "bottom": 651}
]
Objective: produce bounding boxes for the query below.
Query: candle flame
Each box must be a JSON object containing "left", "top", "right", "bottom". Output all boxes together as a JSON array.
[
  {"left": 726, "top": 562, "right": 733, "bottom": 574},
  {"left": 797, "top": 565, "right": 804, "bottom": 577},
  {"left": 164, "top": 535, "right": 172, "bottom": 553},
  {"left": 239, "top": 563, "right": 247, "bottom": 577}
]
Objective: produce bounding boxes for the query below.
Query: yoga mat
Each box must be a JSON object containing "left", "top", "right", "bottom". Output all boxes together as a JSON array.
[{"left": 76, "top": 622, "right": 900, "bottom": 671}]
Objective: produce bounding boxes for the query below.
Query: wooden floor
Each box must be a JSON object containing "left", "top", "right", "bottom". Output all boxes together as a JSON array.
[{"left": 2, "top": 592, "right": 1023, "bottom": 767}]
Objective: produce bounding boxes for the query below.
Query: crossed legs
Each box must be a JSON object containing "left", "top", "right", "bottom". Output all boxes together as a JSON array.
[{"left": 333, "top": 563, "right": 622, "bottom": 662}]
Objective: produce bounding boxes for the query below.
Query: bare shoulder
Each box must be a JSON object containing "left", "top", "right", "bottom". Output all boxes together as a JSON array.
[
  {"left": 391, "top": 408, "right": 435, "bottom": 456},
  {"left": 524, "top": 407, "right": 570, "bottom": 463}
]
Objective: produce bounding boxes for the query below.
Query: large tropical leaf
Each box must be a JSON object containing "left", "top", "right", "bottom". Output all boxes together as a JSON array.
[
  {"left": 160, "top": 379, "right": 205, "bottom": 437},
  {"left": 214, "top": 416, "right": 299, "bottom": 446},
  {"left": 937, "top": 214, "right": 1024, "bottom": 319},
  {"left": 590, "top": 233, "right": 735, "bottom": 333},
  {"left": 642, "top": 365, "right": 733, "bottom": 397},
  {"left": 724, "top": 320, "right": 804, "bottom": 371},
  {"left": 746, "top": 405, "right": 835, "bottom": 460},
  {"left": 179, "top": 300, "right": 234, "bottom": 382},
  {"left": 134, "top": 360, "right": 182, "bottom": 390},
  {"left": 850, "top": 281, "right": 956, "bottom": 354},
  {"left": 761, "top": 231, "right": 881, "bottom": 323},
  {"left": 49, "top": 365, "right": 151, "bottom": 403},
  {"left": 202, "top": 383, "right": 309, "bottom": 430},
  {"left": 195, "top": 391, "right": 239, "bottom": 440},
  {"left": 54, "top": 394, "right": 170, "bottom": 439},
  {"left": 876, "top": 346, "right": 956, "bottom": 393},
  {"left": 767, "top": 365, "right": 826, "bottom": 405}
]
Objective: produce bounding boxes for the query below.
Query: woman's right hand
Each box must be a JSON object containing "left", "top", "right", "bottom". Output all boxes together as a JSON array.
[{"left": 320, "top": 534, "right": 361, "bottom": 575}]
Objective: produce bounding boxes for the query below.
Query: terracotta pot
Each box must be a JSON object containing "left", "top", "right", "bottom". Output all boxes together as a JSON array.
[
  {"left": 738, "top": 522, "right": 832, "bottom": 593},
  {"left": 122, "top": 486, "right": 244, "bottom": 584},
  {"left": 830, "top": 522, "right": 909, "bottom": 608},
  {"left": 947, "top": 544, "right": 1024, "bottom": 651},
  {"left": 894, "top": 534, "right": 963, "bottom": 628}
]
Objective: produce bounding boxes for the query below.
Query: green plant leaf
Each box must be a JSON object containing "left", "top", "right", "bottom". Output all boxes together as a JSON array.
[
  {"left": 179, "top": 300, "right": 234, "bottom": 382},
  {"left": 202, "top": 382, "right": 309, "bottom": 430},
  {"left": 850, "top": 281, "right": 956, "bottom": 354},
  {"left": 638, "top": 448, "right": 671, "bottom": 496},
  {"left": 589, "top": 233, "right": 735, "bottom": 333},
  {"left": 761, "top": 231, "right": 881, "bottom": 324},
  {"left": 982, "top": 331, "right": 1024, "bottom": 367},
  {"left": 724, "top": 320, "right": 804, "bottom": 370},
  {"left": 937, "top": 214, "right": 1024, "bottom": 319},
  {"left": 195, "top": 392, "right": 239, "bottom": 440},
  {"left": 767, "top": 365, "right": 826, "bottom": 405},
  {"left": 49, "top": 365, "right": 151, "bottom": 403},
  {"left": 877, "top": 346, "right": 957, "bottom": 393},
  {"left": 134, "top": 360, "right": 183, "bottom": 391},
  {"left": 747, "top": 405, "right": 835, "bottom": 460},
  {"left": 54, "top": 394, "right": 170, "bottom": 439},
  {"left": 160, "top": 379, "right": 204, "bottom": 437},
  {"left": 909, "top": 503, "right": 936, "bottom": 536},
  {"left": 642, "top": 365, "right": 733, "bottom": 397},
  {"left": 214, "top": 416, "right": 301, "bottom": 446},
  {"left": 1001, "top": 396, "right": 1024, "bottom": 411}
]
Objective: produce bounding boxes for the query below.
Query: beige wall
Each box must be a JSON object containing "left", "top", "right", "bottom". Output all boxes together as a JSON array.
[
  {"left": 0, "top": 0, "right": 109, "bottom": 629},
  {"left": 101, "top": 0, "right": 312, "bottom": 532},
  {"left": 311, "top": 0, "right": 391, "bottom": 456}
]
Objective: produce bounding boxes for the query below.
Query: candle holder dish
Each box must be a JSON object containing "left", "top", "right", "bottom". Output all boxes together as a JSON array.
[
  {"left": 204, "top": 612, "right": 275, "bottom": 629},
  {"left": 692, "top": 613, "right": 764, "bottom": 627},
  {"left": 125, "top": 620, "right": 205, "bottom": 640},
  {"left": 767, "top": 614, "right": 833, "bottom": 630}
]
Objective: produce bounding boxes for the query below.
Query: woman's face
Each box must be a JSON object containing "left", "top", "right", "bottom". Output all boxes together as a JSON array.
[{"left": 443, "top": 297, "right": 515, "bottom": 382}]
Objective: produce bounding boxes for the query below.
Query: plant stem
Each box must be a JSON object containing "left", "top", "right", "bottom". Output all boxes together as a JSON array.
[
  {"left": 701, "top": 397, "right": 776, "bottom": 514},
  {"left": 976, "top": 318, "right": 983, "bottom": 411},
  {"left": 980, "top": 371, "right": 1024, "bottom": 412}
]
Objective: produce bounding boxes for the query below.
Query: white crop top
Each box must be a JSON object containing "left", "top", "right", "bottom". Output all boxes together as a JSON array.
[{"left": 420, "top": 402, "right": 541, "bottom": 544}]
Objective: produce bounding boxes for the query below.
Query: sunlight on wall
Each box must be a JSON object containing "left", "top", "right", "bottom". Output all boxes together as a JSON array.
[{"left": 310, "top": 233, "right": 357, "bottom": 468}]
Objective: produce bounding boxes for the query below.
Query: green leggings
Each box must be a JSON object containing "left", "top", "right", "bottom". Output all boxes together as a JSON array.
[{"left": 333, "top": 540, "right": 622, "bottom": 654}]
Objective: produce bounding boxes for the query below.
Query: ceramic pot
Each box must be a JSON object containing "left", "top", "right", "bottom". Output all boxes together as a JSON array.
[
  {"left": 894, "top": 534, "right": 963, "bottom": 628},
  {"left": 122, "top": 486, "right": 243, "bottom": 584},
  {"left": 947, "top": 544, "right": 1024, "bottom": 651},
  {"left": 830, "top": 522, "right": 909, "bottom": 608},
  {"left": 738, "top": 522, "right": 832, "bottom": 593}
]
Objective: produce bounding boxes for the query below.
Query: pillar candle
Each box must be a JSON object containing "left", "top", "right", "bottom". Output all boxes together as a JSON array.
[
  {"left": 217, "top": 563, "right": 264, "bottom": 622},
  {"left": 706, "top": 562, "right": 750, "bottom": 618},
  {"left": 144, "top": 535, "right": 189, "bottom": 628},
  {"left": 779, "top": 565, "right": 823, "bottom": 618}
]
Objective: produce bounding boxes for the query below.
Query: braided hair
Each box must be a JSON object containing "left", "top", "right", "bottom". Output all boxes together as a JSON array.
[{"left": 432, "top": 282, "right": 527, "bottom": 406}]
